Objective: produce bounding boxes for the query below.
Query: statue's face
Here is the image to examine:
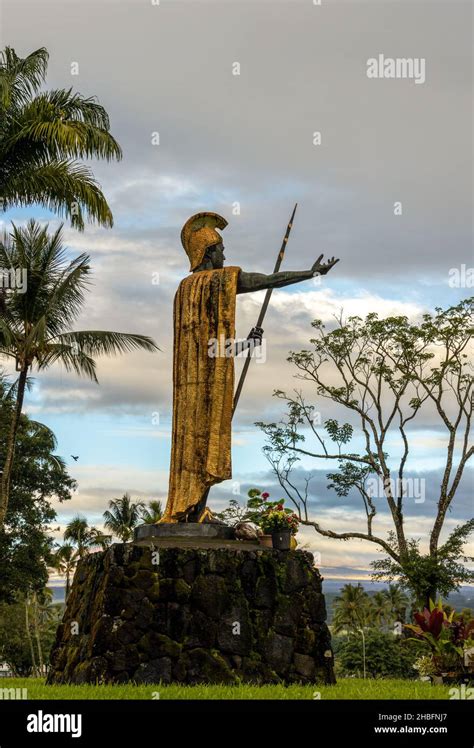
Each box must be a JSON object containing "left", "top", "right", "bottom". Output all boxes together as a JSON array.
[{"left": 208, "top": 242, "right": 225, "bottom": 269}]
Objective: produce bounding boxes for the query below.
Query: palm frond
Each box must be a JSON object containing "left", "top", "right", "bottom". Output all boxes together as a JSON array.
[
  {"left": 1, "top": 159, "right": 114, "bottom": 230},
  {"left": 0, "top": 47, "right": 48, "bottom": 108},
  {"left": 27, "top": 418, "right": 59, "bottom": 450},
  {"left": 37, "top": 344, "right": 98, "bottom": 382},
  {"left": 0, "top": 45, "right": 120, "bottom": 230},
  {"left": 53, "top": 330, "right": 159, "bottom": 356},
  {"left": 6, "top": 90, "right": 122, "bottom": 161}
]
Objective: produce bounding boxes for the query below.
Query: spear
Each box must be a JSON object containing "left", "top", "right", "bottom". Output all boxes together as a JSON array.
[{"left": 232, "top": 203, "right": 298, "bottom": 416}]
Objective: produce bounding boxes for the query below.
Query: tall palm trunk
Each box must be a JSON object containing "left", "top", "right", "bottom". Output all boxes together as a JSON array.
[
  {"left": 0, "top": 365, "right": 28, "bottom": 527},
  {"left": 32, "top": 591, "right": 44, "bottom": 675},
  {"left": 25, "top": 595, "right": 37, "bottom": 677},
  {"left": 65, "top": 568, "right": 71, "bottom": 600}
]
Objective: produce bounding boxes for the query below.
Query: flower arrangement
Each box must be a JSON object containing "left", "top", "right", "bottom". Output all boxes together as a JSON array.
[
  {"left": 260, "top": 508, "right": 299, "bottom": 535},
  {"left": 245, "top": 489, "right": 299, "bottom": 536},
  {"left": 216, "top": 490, "right": 300, "bottom": 548}
]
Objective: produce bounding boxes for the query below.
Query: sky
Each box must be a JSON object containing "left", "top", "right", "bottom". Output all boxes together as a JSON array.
[{"left": 1, "top": 0, "right": 473, "bottom": 583}]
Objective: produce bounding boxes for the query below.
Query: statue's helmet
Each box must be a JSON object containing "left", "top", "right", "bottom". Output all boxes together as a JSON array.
[{"left": 181, "top": 212, "right": 228, "bottom": 271}]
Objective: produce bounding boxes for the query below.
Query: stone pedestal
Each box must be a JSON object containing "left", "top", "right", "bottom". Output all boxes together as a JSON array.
[
  {"left": 134, "top": 522, "right": 236, "bottom": 543},
  {"left": 47, "top": 543, "right": 335, "bottom": 685}
]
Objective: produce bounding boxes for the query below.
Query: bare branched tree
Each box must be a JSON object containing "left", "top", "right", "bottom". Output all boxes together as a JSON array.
[{"left": 258, "top": 299, "right": 474, "bottom": 607}]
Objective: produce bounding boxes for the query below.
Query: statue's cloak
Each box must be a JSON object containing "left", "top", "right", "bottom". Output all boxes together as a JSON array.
[{"left": 162, "top": 266, "right": 241, "bottom": 521}]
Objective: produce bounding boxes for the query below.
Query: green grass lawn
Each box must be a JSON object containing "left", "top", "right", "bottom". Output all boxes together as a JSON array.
[{"left": 0, "top": 678, "right": 454, "bottom": 700}]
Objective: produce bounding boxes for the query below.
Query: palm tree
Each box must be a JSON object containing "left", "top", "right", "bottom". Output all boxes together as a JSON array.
[
  {"left": 31, "top": 590, "right": 46, "bottom": 675},
  {"left": 52, "top": 543, "right": 79, "bottom": 599},
  {"left": 369, "top": 591, "right": 392, "bottom": 629},
  {"left": 88, "top": 527, "right": 113, "bottom": 552},
  {"left": 103, "top": 493, "right": 145, "bottom": 541},
  {"left": 57, "top": 522, "right": 110, "bottom": 594},
  {"left": 0, "top": 46, "right": 121, "bottom": 229},
  {"left": 382, "top": 583, "right": 410, "bottom": 623},
  {"left": 333, "top": 583, "right": 373, "bottom": 680},
  {"left": 35, "top": 587, "right": 57, "bottom": 625},
  {"left": 332, "top": 583, "right": 371, "bottom": 634},
  {"left": 63, "top": 516, "right": 94, "bottom": 559},
  {"left": 0, "top": 221, "right": 158, "bottom": 525},
  {"left": 140, "top": 499, "right": 163, "bottom": 524},
  {"left": 24, "top": 593, "right": 37, "bottom": 676},
  {"left": 24, "top": 587, "right": 56, "bottom": 676}
]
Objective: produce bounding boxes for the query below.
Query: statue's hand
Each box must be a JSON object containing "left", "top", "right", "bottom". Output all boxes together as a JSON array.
[
  {"left": 311, "top": 254, "right": 339, "bottom": 276},
  {"left": 247, "top": 326, "right": 264, "bottom": 346}
]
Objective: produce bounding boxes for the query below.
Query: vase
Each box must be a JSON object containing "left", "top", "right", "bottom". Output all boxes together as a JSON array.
[
  {"left": 259, "top": 534, "right": 273, "bottom": 548},
  {"left": 272, "top": 529, "right": 291, "bottom": 550}
]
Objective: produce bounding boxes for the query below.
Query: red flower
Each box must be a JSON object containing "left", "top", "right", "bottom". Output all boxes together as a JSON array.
[{"left": 261, "top": 492, "right": 270, "bottom": 499}]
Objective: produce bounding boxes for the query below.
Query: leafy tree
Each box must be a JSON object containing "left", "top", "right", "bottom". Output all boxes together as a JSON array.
[
  {"left": 259, "top": 300, "right": 473, "bottom": 607},
  {"left": 0, "top": 596, "right": 33, "bottom": 676},
  {"left": 0, "top": 46, "right": 121, "bottom": 229},
  {"left": 0, "top": 220, "right": 158, "bottom": 525},
  {"left": 0, "top": 590, "right": 61, "bottom": 676},
  {"left": 0, "top": 372, "right": 76, "bottom": 602},
  {"left": 215, "top": 498, "right": 248, "bottom": 526},
  {"left": 371, "top": 521, "right": 474, "bottom": 611},
  {"left": 103, "top": 493, "right": 145, "bottom": 541}
]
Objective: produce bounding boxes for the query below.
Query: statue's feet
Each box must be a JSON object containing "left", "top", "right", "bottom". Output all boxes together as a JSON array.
[{"left": 197, "top": 506, "right": 226, "bottom": 525}]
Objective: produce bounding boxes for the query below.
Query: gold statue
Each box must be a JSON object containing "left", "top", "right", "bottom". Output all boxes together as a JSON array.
[{"left": 161, "top": 211, "right": 338, "bottom": 523}]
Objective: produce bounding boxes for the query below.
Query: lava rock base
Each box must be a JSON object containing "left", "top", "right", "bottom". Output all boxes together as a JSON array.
[{"left": 47, "top": 544, "right": 335, "bottom": 685}]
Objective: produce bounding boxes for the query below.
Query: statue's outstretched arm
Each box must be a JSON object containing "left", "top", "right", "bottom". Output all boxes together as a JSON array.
[
  {"left": 237, "top": 269, "right": 311, "bottom": 294},
  {"left": 237, "top": 255, "right": 339, "bottom": 294}
]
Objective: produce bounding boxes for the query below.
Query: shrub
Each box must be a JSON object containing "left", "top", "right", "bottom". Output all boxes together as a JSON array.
[{"left": 333, "top": 629, "right": 419, "bottom": 679}]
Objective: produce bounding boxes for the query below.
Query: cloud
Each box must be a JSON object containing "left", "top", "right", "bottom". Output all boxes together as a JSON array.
[{"left": 3, "top": 0, "right": 472, "bottom": 283}]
